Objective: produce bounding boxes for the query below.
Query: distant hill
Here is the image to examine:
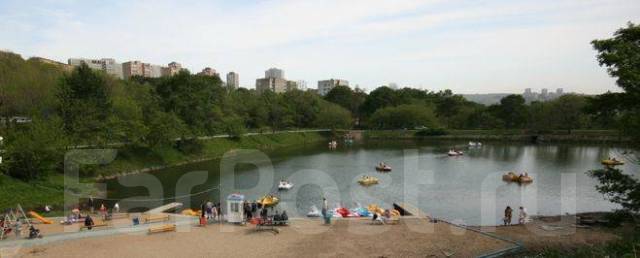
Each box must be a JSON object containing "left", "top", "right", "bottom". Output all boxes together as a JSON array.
[
  {"left": 462, "top": 93, "right": 512, "bottom": 105},
  {"left": 0, "top": 50, "right": 66, "bottom": 116}
]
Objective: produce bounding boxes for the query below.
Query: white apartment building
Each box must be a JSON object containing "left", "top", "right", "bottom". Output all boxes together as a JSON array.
[
  {"left": 265, "top": 68, "right": 284, "bottom": 79},
  {"left": 318, "top": 79, "right": 349, "bottom": 96},
  {"left": 226, "top": 72, "right": 239, "bottom": 89},
  {"left": 68, "top": 58, "right": 123, "bottom": 79}
]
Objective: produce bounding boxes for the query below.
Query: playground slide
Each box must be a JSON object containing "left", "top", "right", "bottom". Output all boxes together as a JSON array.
[{"left": 28, "top": 211, "right": 53, "bottom": 224}]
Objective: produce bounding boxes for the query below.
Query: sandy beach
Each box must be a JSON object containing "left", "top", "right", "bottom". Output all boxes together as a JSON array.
[{"left": 1, "top": 213, "right": 618, "bottom": 258}]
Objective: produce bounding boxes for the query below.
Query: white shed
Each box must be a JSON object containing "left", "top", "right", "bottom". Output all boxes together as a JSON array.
[{"left": 226, "top": 193, "right": 245, "bottom": 224}]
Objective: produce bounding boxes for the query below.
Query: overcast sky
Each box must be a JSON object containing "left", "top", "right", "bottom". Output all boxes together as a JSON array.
[{"left": 1, "top": 0, "right": 639, "bottom": 94}]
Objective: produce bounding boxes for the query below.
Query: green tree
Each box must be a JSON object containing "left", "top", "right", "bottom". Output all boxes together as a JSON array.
[
  {"left": 57, "top": 63, "right": 112, "bottom": 145},
  {"left": 314, "top": 103, "right": 352, "bottom": 130},
  {"left": 1, "top": 118, "right": 68, "bottom": 180},
  {"left": 548, "top": 94, "right": 587, "bottom": 134},
  {"left": 370, "top": 104, "right": 439, "bottom": 129},
  {"left": 592, "top": 22, "right": 640, "bottom": 100},
  {"left": 496, "top": 94, "right": 527, "bottom": 129}
]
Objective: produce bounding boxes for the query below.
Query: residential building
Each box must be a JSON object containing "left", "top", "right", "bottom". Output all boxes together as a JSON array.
[
  {"left": 317, "top": 79, "right": 349, "bottom": 96},
  {"left": 265, "top": 68, "right": 284, "bottom": 79},
  {"left": 122, "top": 61, "right": 153, "bottom": 79},
  {"left": 540, "top": 88, "right": 549, "bottom": 100},
  {"left": 226, "top": 72, "right": 239, "bottom": 89},
  {"left": 297, "top": 80, "right": 308, "bottom": 91},
  {"left": 286, "top": 80, "right": 298, "bottom": 91},
  {"left": 68, "top": 58, "right": 123, "bottom": 79},
  {"left": 256, "top": 77, "right": 288, "bottom": 93},
  {"left": 198, "top": 67, "right": 218, "bottom": 77},
  {"left": 161, "top": 62, "right": 183, "bottom": 76}
]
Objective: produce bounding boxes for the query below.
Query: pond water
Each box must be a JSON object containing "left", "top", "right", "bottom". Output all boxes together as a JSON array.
[{"left": 105, "top": 140, "right": 638, "bottom": 225}]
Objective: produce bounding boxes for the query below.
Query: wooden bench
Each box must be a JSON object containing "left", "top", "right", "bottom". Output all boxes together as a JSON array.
[
  {"left": 148, "top": 224, "right": 176, "bottom": 234},
  {"left": 80, "top": 222, "right": 108, "bottom": 231},
  {"left": 144, "top": 214, "right": 170, "bottom": 224}
]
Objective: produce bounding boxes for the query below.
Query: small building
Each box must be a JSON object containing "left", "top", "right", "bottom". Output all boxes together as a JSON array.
[{"left": 226, "top": 193, "right": 245, "bottom": 223}]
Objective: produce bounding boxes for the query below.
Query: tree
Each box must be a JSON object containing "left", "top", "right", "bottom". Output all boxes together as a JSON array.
[
  {"left": 369, "top": 104, "right": 439, "bottom": 129},
  {"left": 325, "top": 86, "right": 354, "bottom": 111},
  {"left": 592, "top": 23, "right": 640, "bottom": 101},
  {"left": 548, "top": 94, "right": 587, "bottom": 134},
  {"left": 360, "top": 86, "right": 398, "bottom": 117},
  {"left": 57, "top": 63, "right": 112, "bottom": 144},
  {"left": 590, "top": 168, "right": 640, "bottom": 215},
  {"left": 314, "top": 103, "right": 352, "bottom": 130},
  {"left": 1, "top": 118, "right": 68, "bottom": 180},
  {"left": 155, "top": 70, "right": 224, "bottom": 135},
  {"left": 496, "top": 94, "right": 527, "bottom": 129}
]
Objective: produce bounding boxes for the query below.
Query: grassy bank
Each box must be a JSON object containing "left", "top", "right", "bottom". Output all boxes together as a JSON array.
[
  {"left": 0, "top": 131, "right": 329, "bottom": 211},
  {"left": 363, "top": 129, "right": 630, "bottom": 143}
]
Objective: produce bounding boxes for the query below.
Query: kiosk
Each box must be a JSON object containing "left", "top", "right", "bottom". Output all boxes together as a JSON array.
[{"left": 226, "top": 194, "right": 245, "bottom": 224}]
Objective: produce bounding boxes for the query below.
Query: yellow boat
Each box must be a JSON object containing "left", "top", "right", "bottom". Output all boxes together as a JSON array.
[
  {"left": 358, "top": 176, "right": 379, "bottom": 186},
  {"left": 367, "top": 204, "right": 384, "bottom": 215},
  {"left": 257, "top": 195, "right": 279, "bottom": 207},
  {"left": 602, "top": 159, "right": 624, "bottom": 166},
  {"left": 502, "top": 172, "right": 518, "bottom": 181}
]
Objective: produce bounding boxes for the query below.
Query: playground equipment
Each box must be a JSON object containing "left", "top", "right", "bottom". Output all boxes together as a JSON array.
[
  {"left": 1, "top": 204, "right": 34, "bottom": 240},
  {"left": 28, "top": 211, "right": 53, "bottom": 224}
]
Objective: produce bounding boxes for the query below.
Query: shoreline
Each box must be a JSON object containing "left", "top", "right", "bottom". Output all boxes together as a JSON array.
[
  {"left": 3, "top": 212, "right": 620, "bottom": 258},
  {"left": 361, "top": 129, "right": 632, "bottom": 144}
]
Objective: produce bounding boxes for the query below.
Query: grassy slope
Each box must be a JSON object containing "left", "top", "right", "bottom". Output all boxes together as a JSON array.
[{"left": 0, "top": 132, "right": 328, "bottom": 211}]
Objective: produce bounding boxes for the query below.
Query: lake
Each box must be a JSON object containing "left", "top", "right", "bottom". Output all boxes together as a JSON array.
[{"left": 105, "top": 140, "right": 637, "bottom": 226}]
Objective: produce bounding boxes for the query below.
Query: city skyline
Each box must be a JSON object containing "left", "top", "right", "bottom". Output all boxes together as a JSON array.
[{"left": 1, "top": 0, "right": 638, "bottom": 94}]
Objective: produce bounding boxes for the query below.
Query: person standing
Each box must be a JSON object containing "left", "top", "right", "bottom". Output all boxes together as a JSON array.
[
  {"left": 504, "top": 206, "right": 513, "bottom": 226},
  {"left": 518, "top": 206, "right": 528, "bottom": 224},
  {"left": 99, "top": 203, "right": 107, "bottom": 220},
  {"left": 89, "top": 196, "right": 95, "bottom": 214},
  {"left": 322, "top": 198, "right": 330, "bottom": 225},
  {"left": 14, "top": 219, "right": 22, "bottom": 238}
]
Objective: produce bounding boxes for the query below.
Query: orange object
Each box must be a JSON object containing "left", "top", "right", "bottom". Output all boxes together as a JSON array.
[{"left": 28, "top": 211, "right": 53, "bottom": 224}]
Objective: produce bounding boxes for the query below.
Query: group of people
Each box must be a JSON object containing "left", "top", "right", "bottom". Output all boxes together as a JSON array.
[
  {"left": 242, "top": 201, "right": 262, "bottom": 221},
  {"left": 503, "top": 206, "right": 528, "bottom": 225},
  {"left": 200, "top": 201, "right": 222, "bottom": 222}
]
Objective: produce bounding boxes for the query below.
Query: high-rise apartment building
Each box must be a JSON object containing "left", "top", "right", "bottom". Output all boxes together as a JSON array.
[
  {"left": 226, "top": 72, "right": 239, "bottom": 89},
  {"left": 265, "top": 68, "right": 284, "bottom": 79},
  {"left": 198, "top": 67, "right": 218, "bottom": 77},
  {"left": 162, "top": 62, "right": 183, "bottom": 76},
  {"left": 256, "top": 77, "right": 288, "bottom": 93},
  {"left": 318, "top": 79, "right": 349, "bottom": 96},
  {"left": 122, "top": 61, "right": 153, "bottom": 79}
]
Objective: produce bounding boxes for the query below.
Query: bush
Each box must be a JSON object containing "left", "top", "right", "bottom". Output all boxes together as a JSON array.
[{"left": 415, "top": 128, "right": 448, "bottom": 136}]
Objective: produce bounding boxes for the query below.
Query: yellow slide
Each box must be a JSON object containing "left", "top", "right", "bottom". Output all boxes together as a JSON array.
[{"left": 28, "top": 211, "right": 53, "bottom": 224}]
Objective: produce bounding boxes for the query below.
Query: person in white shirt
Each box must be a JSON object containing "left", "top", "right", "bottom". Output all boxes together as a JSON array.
[{"left": 518, "top": 206, "right": 528, "bottom": 224}]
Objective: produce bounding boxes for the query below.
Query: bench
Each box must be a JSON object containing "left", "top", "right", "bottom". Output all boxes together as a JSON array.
[
  {"left": 144, "top": 214, "right": 170, "bottom": 224},
  {"left": 148, "top": 224, "right": 176, "bottom": 234}
]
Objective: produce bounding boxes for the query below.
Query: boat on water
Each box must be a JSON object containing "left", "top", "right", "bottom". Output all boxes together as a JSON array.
[
  {"left": 448, "top": 150, "right": 464, "bottom": 156},
  {"left": 601, "top": 159, "right": 624, "bottom": 166},
  {"left": 375, "top": 163, "right": 392, "bottom": 172},
  {"left": 307, "top": 205, "right": 321, "bottom": 217},
  {"left": 502, "top": 172, "right": 518, "bottom": 181},
  {"left": 358, "top": 176, "right": 379, "bottom": 186},
  {"left": 468, "top": 141, "right": 482, "bottom": 147},
  {"left": 503, "top": 172, "right": 533, "bottom": 184},
  {"left": 257, "top": 195, "right": 279, "bottom": 207},
  {"left": 278, "top": 180, "right": 294, "bottom": 190}
]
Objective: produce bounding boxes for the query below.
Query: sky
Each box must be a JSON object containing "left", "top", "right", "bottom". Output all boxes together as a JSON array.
[{"left": 1, "top": 0, "right": 639, "bottom": 94}]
